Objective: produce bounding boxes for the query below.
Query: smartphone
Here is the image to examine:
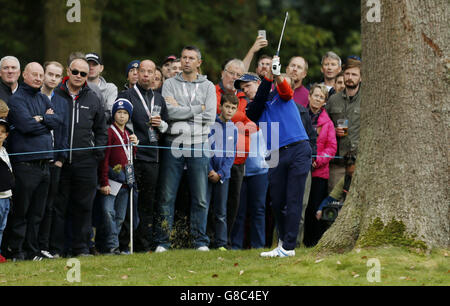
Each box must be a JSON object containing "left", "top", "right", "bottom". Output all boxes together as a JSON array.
[{"left": 258, "top": 30, "right": 266, "bottom": 40}]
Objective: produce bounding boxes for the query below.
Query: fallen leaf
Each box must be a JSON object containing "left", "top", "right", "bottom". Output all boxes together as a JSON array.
[
  {"left": 234, "top": 263, "right": 239, "bottom": 267},
  {"left": 355, "top": 248, "right": 361, "bottom": 254},
  {"left": 361, "top": 256, "right": 367, "bottom": 259},
  {"left": 336, "top": 261, "right": 342, "bottom": 265},
  {"left": 96, "top": 275, "right": 105, "bottom": 277},
  {"left": 127, "top": 268, "right": 133, "bottom": 271},
  {"left": 121, "top": 275, "right": 129, "bottom": 280},
  {"left": 218, "top": 257, "right": 224, "bottom": 261},
  {"left": 168, "top": 275, "right": 176, "bottom": 280},
  {"left": 212, "top": 274, "right": 219, "bottom": 278},
  {"left": 399, "top": 276, "right": 407, "bottom": 280},
  {"left": 315, "top": 259, "right": 324, "bottom": 264},
  {"left": 293, "top": 259, "right": 302, "bottom": 265},
  {"left": 444, "top": 252, "right": 448, "bottom": 257},
  {"left": 239, "top": 270, "right": 244, "bottom": 276},
  {"left": 353, "top": 274, "right": 360, "bottom": 278},
  {"left": 188, "top": 270, "right": 197, "bottom": 274}
]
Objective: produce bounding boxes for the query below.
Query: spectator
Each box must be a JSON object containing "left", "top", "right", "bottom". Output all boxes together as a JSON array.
[
  {"left": 117, "top": 59, "right": 169, "bottom": 252},
  {"left": 161, "top": 55, "right": 176, "bottom": 80},
  {"left": 98, "top": 99, "right": 139, "bottom": 255},
  {"left": 86, "top": 52, "right": 118, "bottom": 122},
  {"left": 38, "top": 61, "right": 69, "bottom": 259},
  {"left": 50, "top": 57, "right": 108, "bottom": 257},
  {"left": 170, "top": 58, "right": 182, "bottom": 77},
  {"left": 303, "top": 84, "right": 337, "bottom": 247},
  {"left": 215, "top": 59, "right": 257, "bottom": 245},
  {"left": 334, "top": 71, "right": 345, "bottom": 93},
  {"left": 151, "top": 66, "right": 163, "bottom": 93},
  {"left": 0, "top": 99, "right": 9, "bottom": 119},
  {"left": 155, "top": 45, "right": 216, "bottom": 253},
  {"left": 6, "top": 62, "right": 62, "bottom": 261},
  {"left": 0, "top": 56, "right": 20, "bottom": 103},
  {"left": 242, "top": 35, "right": 269, "bottom": 73},
  {"left": 124, "top": 60, "right": 140, "bottom": 90},
  {"left": 325, "top": 57, "right": 361, "bottom": 193},
  {"left": 286, "top": 56, "right": 309, "bottom": 108},
  {"left": 255, "top": 55, "right": 273, "bottom": 79},
  {"left": 246, "top": 56, "right": 312, "bottom": 258},
  {"left": 206, "top": 94, "right": 238, "bottom": 250},
  {"left": 320, "top": 51, "right": 342, "bottom": 96},
  {"left": 316, "top": 152, "right": 357, "bottom": 221},
  {"left": 0, "top": 119, "right": 13, "bottom": 263}
]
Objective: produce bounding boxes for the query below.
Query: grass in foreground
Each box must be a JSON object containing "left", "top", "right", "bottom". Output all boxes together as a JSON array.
[{"left": 0, "top": 246, "right": 448, "bottom": 286}]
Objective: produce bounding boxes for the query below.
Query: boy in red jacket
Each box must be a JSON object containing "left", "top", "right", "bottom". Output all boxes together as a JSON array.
[{"left": 98, "top": 99, "right": 138, "bottom": 254}]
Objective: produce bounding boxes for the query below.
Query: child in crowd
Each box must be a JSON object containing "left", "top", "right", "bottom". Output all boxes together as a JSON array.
[
  {"left": 207, "top": 94, "right": 238, "bottom": 250},
  {"left": 98, "top": 99, "right": 139, "bottom": 255},
  {"left": 0, "top": 99, "right": 8, "bottom": 119},
  {"left": 0, "top": 119, "right": 13, "bottom": 263}
]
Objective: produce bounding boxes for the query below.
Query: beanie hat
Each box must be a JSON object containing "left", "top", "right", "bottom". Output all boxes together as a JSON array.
[
  {"left": 112, "top": 99, "right": 133, "bottom": 120},
  {"left": 126, "top": 60, "right": 141, "bottom": 77}
]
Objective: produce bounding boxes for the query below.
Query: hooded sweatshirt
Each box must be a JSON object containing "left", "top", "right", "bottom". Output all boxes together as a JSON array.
[{"left": 162, "top": 72, "right": 217, "bottom": 146}]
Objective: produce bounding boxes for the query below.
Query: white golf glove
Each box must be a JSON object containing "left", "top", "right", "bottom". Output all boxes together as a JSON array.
[{"left": 272, "top": 57, "right": 281, "bottom": 76}]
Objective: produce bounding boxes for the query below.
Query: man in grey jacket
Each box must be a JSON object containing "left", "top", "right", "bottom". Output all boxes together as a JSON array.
[
  {"left": 155, "top": 46, "right": 217, "bottom": 253},
  {"left": 86, "top": 53, "right": 118, "bottom": 122}
]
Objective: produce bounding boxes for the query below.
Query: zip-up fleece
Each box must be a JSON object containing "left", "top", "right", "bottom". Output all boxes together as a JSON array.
[
  {"left": 162, "top": 73, "right": 217, "bottom": 145},
  {"left": 54, "top": 77, "right": 108, "bottom": 164}
]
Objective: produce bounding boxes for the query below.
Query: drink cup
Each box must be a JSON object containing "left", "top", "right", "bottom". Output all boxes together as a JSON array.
[{"left": 337, "top": 119, "right": 349, "bottom": 137}]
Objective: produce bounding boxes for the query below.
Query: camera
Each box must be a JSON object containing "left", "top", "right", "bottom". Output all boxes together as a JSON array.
[{"left": 321, "top": 201, "right": 344, "bottom": 222}]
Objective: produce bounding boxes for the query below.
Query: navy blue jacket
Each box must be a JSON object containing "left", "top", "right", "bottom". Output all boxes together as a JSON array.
[
  {"left": 118, "top": 83, "right": 168, "bottom": 163},
  {"left": 7, "top": 83, "right": 62, "bottom": 163},
  {"left": 0, "top": 80, "right": 12, "bottom": 103}
]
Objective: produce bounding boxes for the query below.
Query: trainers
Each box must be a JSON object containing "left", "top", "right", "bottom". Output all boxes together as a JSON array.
[
  {"left": 155, "top": 246, "right": 168, "bottom": 253},
  {"left": 260, "top": 246, "right": 295, "bottom": 258},
  {"left": 31, "top": 256, "right": 44, "bottom": 261},
  {"left": 197, "top": 246, "right": 210, "bottom": 252},
  {"left": 0, "top": 254, "right": 6, "bottom": 263},
  {"left": 40, "top": 250, "right": 55, "bottom": 259}
]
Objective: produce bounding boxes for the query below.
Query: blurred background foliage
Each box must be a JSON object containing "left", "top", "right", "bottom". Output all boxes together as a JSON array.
[{"left": 0, "top": 0, "right": 360, "bottom": 86}]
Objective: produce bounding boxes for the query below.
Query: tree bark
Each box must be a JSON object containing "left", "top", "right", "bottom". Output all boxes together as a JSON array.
[
  {"left": 44, "top": 0, "right": 108, "bottom": 65},
  {"left": 316, "top": 0, "right": 449, "bottom": 253}
]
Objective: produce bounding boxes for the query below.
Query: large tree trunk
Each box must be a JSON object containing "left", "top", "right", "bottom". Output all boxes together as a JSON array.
[
  {"left": 316, "top": 0, "right": 449, "bottom": 253},
  {"left": 44, "top": 0, "right": 108, "bottom": 65}
]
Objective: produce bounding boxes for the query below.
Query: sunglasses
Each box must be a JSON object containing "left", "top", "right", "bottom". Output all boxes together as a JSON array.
[{"left": 70, "top": 69, "right": 88, "bottom": 77}]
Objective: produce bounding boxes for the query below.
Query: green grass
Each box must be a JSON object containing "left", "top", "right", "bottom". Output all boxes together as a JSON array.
[{"left": 0, "top": 246, "right": 448, "bottom": 286}]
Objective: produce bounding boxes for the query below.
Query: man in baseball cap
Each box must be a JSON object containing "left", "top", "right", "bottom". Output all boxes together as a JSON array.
[{"left": 161, "top": 55, "right": 176, "bottom": 79}]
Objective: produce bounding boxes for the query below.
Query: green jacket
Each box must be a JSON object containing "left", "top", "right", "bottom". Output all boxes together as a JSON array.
[{"left": 325, "top": 87, "right": 361, "bottom": 162}]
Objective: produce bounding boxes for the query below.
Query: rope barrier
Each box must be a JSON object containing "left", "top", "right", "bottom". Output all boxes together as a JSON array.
[{"left": 7, "top": 144, "right": 344, "bottom": 159}]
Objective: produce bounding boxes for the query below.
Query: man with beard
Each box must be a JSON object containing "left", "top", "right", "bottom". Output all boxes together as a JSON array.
[{"left": 325, "top": 57, "right": 361, "bottom": 192}]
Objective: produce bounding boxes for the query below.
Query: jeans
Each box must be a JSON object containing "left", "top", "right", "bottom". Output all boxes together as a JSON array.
[
  {"left": 0, "top": 198, "right": 10, "bottom": 254},
  {"left": 155, "top": 141, "right": 210, "bottom": 249},
  {"left": 100, "top": 187, "right": 130, "bottom": 250},
  {"left": 206, "top": 179, "right": 230, "bottom": 248},
  {"left": 231, "top": 173, "right": 268, "bottom": 250}
]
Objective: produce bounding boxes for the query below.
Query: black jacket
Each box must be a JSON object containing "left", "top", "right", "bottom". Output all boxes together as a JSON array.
[
  {"left": 118, "top": 83, "right": 168, "bottom": 163},
  {"left": 0, "top": 158, "right": 14, "bottom": 192},
  {"left": 54, "top": 77, "right": 108, "bottom": 165},
  {"left": 0, "top": 80, "right": 12, "bottom": 103}
]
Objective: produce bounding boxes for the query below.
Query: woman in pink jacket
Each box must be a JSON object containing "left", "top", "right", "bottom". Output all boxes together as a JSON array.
[{"left": 303, "top": 84, "right": 337, "bottom": 247}]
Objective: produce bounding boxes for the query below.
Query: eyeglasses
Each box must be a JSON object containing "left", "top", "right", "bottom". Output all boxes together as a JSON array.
[
  {"left": 70, "top": 69, "right": 88, "bottom": 77},
  {"left": 225, "top": 69, "right": 243, "bottom": 79}
]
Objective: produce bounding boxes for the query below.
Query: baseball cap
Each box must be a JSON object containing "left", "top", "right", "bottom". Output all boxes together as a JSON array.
[
  {"left": 234, "top": 73, "right": 261, "bottom": 90},
  {"left": 85, "top": 53, "right": 103, "bottom": 65},
  {"left": 0, "top": 119, "right": 10, "bottom": 133},
  {"left": 126, "top": 60, "right": 141, "bottom": 77},
  {"left": 162, "top": 55, "right": 177, "bottom": 66}
]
